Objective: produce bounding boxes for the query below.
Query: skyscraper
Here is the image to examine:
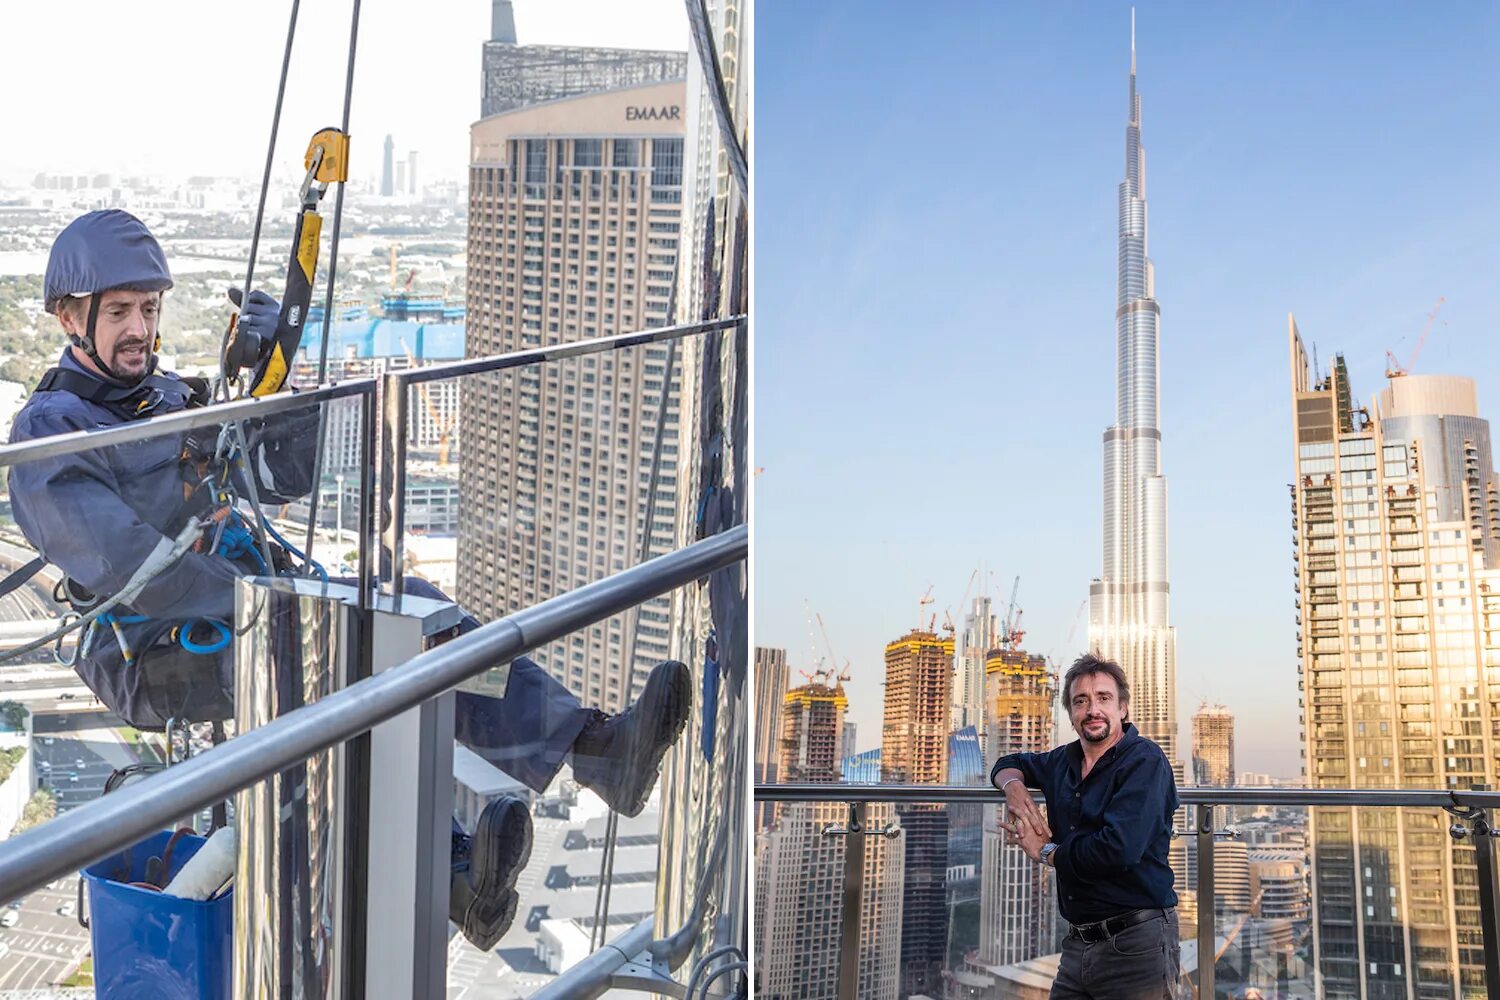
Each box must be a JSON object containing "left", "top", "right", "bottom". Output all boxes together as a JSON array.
[
  {"left": 881, "top": 628, "right": 954, "bottom": 784},
  {"left": 976, "top": 649, "right": 1059, "bottom": 970},
  {"left": 1087, "top": 21, "right": 1179, "bottom": 767},
  {"left": 881, "top": 627, "right": 953, "bottom": 997},
  {"left": 1289, "top": 316, "right": 1500, "bottom": 996},
  {"left": 458, "top": 65, "right": 688, "bottom": 711},
  {"left": 953, "top": 591, "right": 998, "bottom": 741},
  {"left": 381, "top": 134, "right": 395, "bottom": 197},
  {"left": 1191, "top": 702, "right": 1235, "bottom": 787},
  {"left": 756, "top": 677, "right": 903, "bottom": 999},
  {"left": 754, "top": 647, "right": 788, "bottom": 829}
]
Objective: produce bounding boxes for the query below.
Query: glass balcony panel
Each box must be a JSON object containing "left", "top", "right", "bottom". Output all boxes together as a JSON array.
[
  {"left": 0, "top": 398, "right": 364, "bottom": 991},
  {"left": 421, "top": 346, "right": 695, "bottom": 993}
]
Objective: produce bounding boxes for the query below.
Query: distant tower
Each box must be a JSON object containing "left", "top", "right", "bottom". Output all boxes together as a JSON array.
[
  {"left": 977, "top": 649, "right": 1059, "bottom": 968},
  {"left": 756, "top": 676, "right": 903, "bottom": 998},
  {"left": 753, "top": 647, "right": 788, "bottom": 830},
  {"left": 407, "top": 150, "right": 419, "bottom": 195},
  {"left": 1191, "top": 702, "right": 1235, "bottom": 787},
  {"left": 881, "top": 627, "right": 953, "bottom": 998},
  {"left": 952, "top": 591, "right": 997, "bottom": 741},
  {"left": 490, "top": 0, "right": 517, "bottom": 43},
  {"left": 395, "top": 160, "right": 407, "bottom": 194},
  {"left": 881, "top": 629, "right": 954, "bottom": 783},
  {"left": 1088, "top": 13, "right": 1180, "bottom": 768},
  {"left": 381, "top": 135, "right": 395, "bottom": 196}
]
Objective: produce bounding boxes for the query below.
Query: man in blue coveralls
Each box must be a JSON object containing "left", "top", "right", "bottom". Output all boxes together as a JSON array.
[{"left": 7, "top": 210, "right": 691, "bottom": 950}]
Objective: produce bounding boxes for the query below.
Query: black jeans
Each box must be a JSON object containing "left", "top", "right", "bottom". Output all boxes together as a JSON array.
[{"left": 1050, "top": 909, "right": 1181, "bottom": 1000}]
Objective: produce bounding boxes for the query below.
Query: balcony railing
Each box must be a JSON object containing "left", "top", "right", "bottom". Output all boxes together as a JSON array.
[
  {"left": 755, "top": 782, "right": 1500, "bottom": 1000},
  {"left": 0, "top": 314, "right": 746, "bottom": 997}
]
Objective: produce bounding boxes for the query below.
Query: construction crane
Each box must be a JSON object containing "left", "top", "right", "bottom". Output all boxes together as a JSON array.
[
  {"left": 399, "top": 337, "right": 458, "bottom": 465},
  {"left": 917, "top": 585, "right": 934, "bottom": 630},
  {"left": 814, "top": 610, "right": 851, "bottom": 683},
  {"left": 1000, "top": 575, "right": 1025, "bottom": 649},
  {"left": 942, "top": 609, "right": 956, "bottom": 635},
  {"left": 403, "top": 267, "right": 418, "bottom": 293},
  {"left": 1385, "top": 295, "right": 1446, "bottom": 378}
]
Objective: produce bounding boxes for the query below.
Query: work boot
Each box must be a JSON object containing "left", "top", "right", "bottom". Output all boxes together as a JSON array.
[
  {"left": 450, "top": 795, "right": 533, "bottom": 951},
  {"left": 570, "top": 660, "right": 691, "bottom": 817}
]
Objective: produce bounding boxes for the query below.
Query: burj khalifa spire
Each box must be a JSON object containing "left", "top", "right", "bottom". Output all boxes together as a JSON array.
[{"left": 1088, "top": 14, "right": 1178, "bottom": 765}]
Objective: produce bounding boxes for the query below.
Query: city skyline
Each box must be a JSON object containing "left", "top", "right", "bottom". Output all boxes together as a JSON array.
[{"left": 757, "top": 2, "right": 1500, "bottom": 778}]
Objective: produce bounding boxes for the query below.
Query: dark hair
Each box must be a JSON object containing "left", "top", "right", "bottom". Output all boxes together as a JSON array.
[{"left": 1062, "top": 653, "right": 1130, "bottom": 707}]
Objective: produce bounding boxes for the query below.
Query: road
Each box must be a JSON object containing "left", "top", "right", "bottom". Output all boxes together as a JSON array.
[{"left": 0, "top": 713, "right": 140, "bottom": 990}]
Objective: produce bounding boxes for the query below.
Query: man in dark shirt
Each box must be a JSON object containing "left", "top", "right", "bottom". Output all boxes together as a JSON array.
[{"left": 990, "top": 653, "right": 1181, "bottom": 999}]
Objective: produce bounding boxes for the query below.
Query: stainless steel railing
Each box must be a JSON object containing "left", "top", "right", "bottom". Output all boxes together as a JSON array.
[
  {"left": 0, "top": 314, "right": 747, "bottom": 994},
  {"left": 755, "top": 782, "right": 1500, "bottom": 999}
]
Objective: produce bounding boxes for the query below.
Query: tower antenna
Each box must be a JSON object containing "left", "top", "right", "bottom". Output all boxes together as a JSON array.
[{"left": 1131, "top": 8, "right": 1136, "bottom": 72}]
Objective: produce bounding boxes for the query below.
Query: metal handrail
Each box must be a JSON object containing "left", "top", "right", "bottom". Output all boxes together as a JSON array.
[
  {"left": 530, "top": 918, "right": 655, "bottom": 1000},
  {"left": 758, "top": 780, "right": 1500, "bottom": 998},
  {"left": 0, "top": 317, "right": 743, "bottom": 469},
  {"left": 755, "top": 781, "right": 1500, "bottom": 809},
  {"left": 0, "top": 525, "right": 746, "bottom": 903},
  {"left": 0, "top": 377, "right": 376, "bottom": 467},
  {"left": 392, "top": 317, "right": 743, "bottom": 386}
]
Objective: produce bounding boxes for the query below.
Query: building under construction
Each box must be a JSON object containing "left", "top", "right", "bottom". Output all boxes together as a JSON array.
[
  {"left": 969, "top": 647, "right": 1060, "bottom": 982},
  {"left": 881, "top": 629, "right": 954, "bottom": 784}
]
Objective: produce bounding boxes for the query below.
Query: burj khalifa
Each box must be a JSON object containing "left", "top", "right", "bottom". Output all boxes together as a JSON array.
[{"left": 1088, "top": 20, "right": 1178, "bottom": 766}]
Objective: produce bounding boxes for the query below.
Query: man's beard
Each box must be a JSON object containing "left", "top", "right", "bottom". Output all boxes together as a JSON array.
[
  {"left": 109, "top": 340, "right": 151, "bottom": 378},
  {"left": 1079, "top": 717, "right": 1112, "bottom": 744}
]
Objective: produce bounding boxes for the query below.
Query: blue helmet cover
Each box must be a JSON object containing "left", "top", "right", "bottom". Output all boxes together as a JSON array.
[{"left": 44, "top": 210, "right": 173, "bottom": 315}]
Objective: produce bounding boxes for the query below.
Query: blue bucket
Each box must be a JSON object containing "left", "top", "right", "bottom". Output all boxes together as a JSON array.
[{"left": 80, "top": 829, "right": 232, "bottom": 1000}]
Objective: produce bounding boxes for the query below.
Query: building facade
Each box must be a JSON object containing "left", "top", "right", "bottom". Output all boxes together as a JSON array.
[
  {"left": 1087, "top": 29, "right": 1179, "bottom": 768},
  {"left": 1191, "top": 702, "right": 1235, "bottom": 787},
  {"left": 977, "top": 649, "right": 1059, "bottom": 969},
  {"left": 754, "top": 647, "right": 788, "bottom": 829},
  {"left": 880, "top": 628, "right": 953, "bottom": 996},
  {"left": 954, "top": 593, "right": 998, "bottom": 740},
  {"left": 756, "top": 678, "right": 903, "bottom": 999},
  {"left": 482, "top": 1, "right": 686, "bottom": 118},
  {"left": 1289, "top": 317, "right": 1500, "bottom": 998},
  {"left": 458, "top": 76, "right": 687, "bottom": 712}
]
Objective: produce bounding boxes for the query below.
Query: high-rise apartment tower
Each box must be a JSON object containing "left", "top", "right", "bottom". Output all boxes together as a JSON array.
[
  {"left": 458, "top": 65, "right": 688, "bottom": 710},
  {"left": 1191, "top": 702, "right": 1235, "bottom": 787},
  {"left": 1289, "top": 316, "right": 1500, "bottom": 997}
]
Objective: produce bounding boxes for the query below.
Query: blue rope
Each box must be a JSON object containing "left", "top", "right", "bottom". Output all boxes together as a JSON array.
[{"left": 178, "top": 618, "right": 232, "bottom": 655}]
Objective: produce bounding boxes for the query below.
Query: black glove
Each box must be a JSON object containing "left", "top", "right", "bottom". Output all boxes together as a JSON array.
[{"left": 224, "top": 287, "right": 281, "bottom": 373}]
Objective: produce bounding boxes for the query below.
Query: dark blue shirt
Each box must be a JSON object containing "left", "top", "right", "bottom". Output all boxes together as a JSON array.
[{"left": 991, "top": 722, "right": 1178, "bottom": 924}]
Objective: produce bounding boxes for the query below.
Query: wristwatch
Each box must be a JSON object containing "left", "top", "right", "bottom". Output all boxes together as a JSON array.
[{"left": 1039, "top": 842, "right": 1058, "bottom": 867}]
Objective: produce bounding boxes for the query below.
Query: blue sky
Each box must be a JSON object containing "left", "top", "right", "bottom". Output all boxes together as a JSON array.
[{"left": 755, "top": 2, "right": 1500, "bottom": 778}]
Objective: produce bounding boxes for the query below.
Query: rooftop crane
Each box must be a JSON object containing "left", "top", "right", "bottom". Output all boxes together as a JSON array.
[
  {"left": 917, "top": 584, "right": 934, "bottom": 630},
  {"left": 1385, "top": 295, "right": 1446, "bottom": 378},
  {"left": 1000, "top": 575, "right": 1025, "bottom": 649},
  {"left": 399, "top": 336, "right": 459, "bottom": 465},
  {"left": 814, "top": 610, "right": 851, "bottom": 683}
]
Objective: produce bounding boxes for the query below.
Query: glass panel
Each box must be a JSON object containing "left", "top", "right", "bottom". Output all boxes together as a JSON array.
[
  {"left": 431, "top": 340, "right": 696, "bottom": 991},
  {"left": 0, "top": 396, "right": 362, "bottom": 990}
]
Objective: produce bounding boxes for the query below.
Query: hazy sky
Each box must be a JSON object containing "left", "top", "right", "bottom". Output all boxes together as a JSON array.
[
  {"left": 756, "top": 2, "right": 1500, "bottom": 778},
  {"left": 0, "top": 0, "right": 686, "bottom": 185}
]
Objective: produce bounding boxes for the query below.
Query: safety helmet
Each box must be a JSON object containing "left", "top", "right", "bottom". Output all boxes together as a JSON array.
[{"left": 43, "top": 210, "right": 173, "bottom": 315}]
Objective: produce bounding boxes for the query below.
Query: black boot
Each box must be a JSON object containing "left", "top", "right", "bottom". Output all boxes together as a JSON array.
[
  {"left": 450, "top": 795, "right": 533, "bottom": 951},
  {"left": 571, "top": 660, "right": 691, "bottom": 817}
]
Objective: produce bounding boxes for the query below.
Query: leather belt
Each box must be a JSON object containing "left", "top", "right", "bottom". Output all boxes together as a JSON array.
[{"left": 1070, "top": 907, "right": 1167, "bottom": 944}]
